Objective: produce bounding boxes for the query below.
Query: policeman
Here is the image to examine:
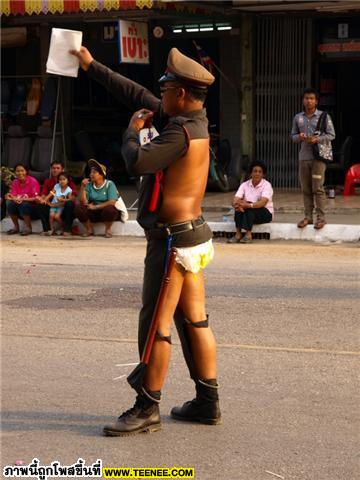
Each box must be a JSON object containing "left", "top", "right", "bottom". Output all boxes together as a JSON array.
[{"left": 71, "top": 47, "right": 221, "bottom": 436}]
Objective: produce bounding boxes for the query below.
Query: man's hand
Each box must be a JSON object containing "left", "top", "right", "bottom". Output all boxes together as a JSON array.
[
  {"left": 235, "top": 206, "right": 245, "bottom": 212},
  {"left": 129, "top": 109, "right": 154, "bottom": 132},
  {"left": 87, "top": 203, "right": 97, "bottom": 210},
  {"left": 69, "top": 46, "right": 94, "bottom": 71},
  {"left": 81, "top": 178, "right": 90, "bottom": 188},
  {"left": 232, "top": 196, "right": 241, "bottom": 208},
  {"left": 233, "top": 197, "right": 246, "bottom": 213},
  {"left": 299, "top": 133, "right": 306, "bottom": 142},
  {"left": 306, "top": 135, "right": 318, "bottom": 144},
  {"left": 233, "top": 198, "right": 247, "bottom": 208}
]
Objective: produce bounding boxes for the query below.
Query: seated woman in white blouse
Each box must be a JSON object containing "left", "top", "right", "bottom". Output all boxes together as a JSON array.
[{"left": 227, "top": 161, "right": 273, "bottom": 244}]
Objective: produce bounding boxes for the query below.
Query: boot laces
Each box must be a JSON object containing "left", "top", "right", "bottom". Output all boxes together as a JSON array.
[{"left": 117, "top": 398, "right": 142, "bottom": 420}]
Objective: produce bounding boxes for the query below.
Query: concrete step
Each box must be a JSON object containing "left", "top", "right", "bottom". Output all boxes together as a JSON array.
[{"left": 2, "top": 218, "right": 359, "bottom": 242}]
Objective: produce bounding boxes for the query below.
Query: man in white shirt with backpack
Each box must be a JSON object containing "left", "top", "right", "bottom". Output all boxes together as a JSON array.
[{"left": 291, "top": 87, "right": 335, "bottom": 230}]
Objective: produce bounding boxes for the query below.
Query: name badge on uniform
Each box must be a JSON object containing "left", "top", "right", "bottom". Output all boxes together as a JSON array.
[{"left": 139, "top": 126, "right": 159, "bottom": 146}]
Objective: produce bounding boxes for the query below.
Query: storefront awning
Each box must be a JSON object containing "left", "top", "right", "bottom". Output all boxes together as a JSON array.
[
  {"left": 1, "top": 0, "right": 209, "bottom": 16},
  {"left": 1, "top": 1, "right": 152, "bottom": 16}
]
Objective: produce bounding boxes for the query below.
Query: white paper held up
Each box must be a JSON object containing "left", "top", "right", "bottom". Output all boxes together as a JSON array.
[
  {"left": 139, "top": 126, "right": 159, "bottom": 146},
  {"left": 46, "top": 28, "right": 83, "bottom": 78}
]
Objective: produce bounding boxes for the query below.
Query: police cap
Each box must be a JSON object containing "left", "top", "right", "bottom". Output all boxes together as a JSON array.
[{"left": 159, "top": 48, "right": 215, "bottom": 89}]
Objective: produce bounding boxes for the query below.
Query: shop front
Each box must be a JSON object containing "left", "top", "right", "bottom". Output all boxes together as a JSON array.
[
  {"left": 316, "top": 17, "right": 360, "bottom": 183},
  {"left": 1, "top": 1, "right": 241, "bottom": 188}
]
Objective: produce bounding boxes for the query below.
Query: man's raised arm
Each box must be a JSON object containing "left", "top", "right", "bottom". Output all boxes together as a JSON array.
[{"left": 70, "top": 46, "right": 161, "bottom": 113}]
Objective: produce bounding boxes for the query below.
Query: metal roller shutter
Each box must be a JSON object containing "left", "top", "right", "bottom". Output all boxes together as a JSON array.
[{"left": 255, "top": 17, "right": 312, "bottom": 188}]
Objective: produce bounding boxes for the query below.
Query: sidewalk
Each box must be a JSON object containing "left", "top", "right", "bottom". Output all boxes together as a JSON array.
[
  {"left": 120, "top": 186, "right": 360, "bottom": 215},
  {"left": 119, "top": 186, "right": 360, "bottom": 241},
  {"left": 1, "top": 187, "right": 359, "bottom": 242}
]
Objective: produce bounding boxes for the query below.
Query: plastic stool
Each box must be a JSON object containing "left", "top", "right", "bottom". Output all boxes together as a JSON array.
[{"left": 343, "top": 164, "right": 360, "bottom": 195}]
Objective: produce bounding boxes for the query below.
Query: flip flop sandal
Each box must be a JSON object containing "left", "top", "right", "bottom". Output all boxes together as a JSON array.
[
  {"left": 226, "top": 236, "right": 241, "bottom": 244},
  {"left": 20, "top": 230, "right": 32, "bottom": 236},
  {"left": 314, "top": 219, "right": 327, "bottom": 230},
  {"left": 7, "top": 229, "right": 19, "bottom": 235},
  {"left": 104, "top": 232, "right": 113, "bottom": 238},
  {"left": 297, "top": 218, "right": 313, "bottom": 228},
  {"left": 239, "top": 236, "right": 252, "bottom": 244}
]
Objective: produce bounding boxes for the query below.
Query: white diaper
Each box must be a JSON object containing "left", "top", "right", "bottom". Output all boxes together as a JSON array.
[{"left": 175, "top": 239, "right": 214, "bottom": 274}]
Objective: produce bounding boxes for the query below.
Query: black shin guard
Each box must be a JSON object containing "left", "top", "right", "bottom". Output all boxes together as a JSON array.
[
  {"left": 155, "top": 331, "right": 172, "bottom": 344},
  {"left": 185, "top": 314, "right": 209, "bottom": 328}
]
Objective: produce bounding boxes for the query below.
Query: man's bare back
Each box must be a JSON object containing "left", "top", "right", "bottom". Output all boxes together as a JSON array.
[{"left": 159, "top": 138, "right": 209, "bottom": 223}]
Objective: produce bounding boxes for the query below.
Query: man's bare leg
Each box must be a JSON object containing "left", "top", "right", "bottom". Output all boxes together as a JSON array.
[
  {"left": 103, "top": 263, "right": 185, "bottom": 436},
  {"left": 171, "top": 269, "right": 221, "bottom": 424},
  {"left": 178, "top": 270, "right": 217, "bottom": 379}
]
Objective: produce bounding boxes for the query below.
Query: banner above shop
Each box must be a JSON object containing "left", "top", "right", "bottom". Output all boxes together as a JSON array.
[
  {"left": 1, "top": 0, "right": 209, "bottom": 17},
  {"left": 1, "top": 1, "right": 153, "bottom": 16},
  {"left": 118, "top": 20, "right": 149, "bottom": 64}
]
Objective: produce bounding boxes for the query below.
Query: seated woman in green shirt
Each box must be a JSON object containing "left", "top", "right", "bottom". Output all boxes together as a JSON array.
[{"left": 75, "top": 159, "right": 119, "bottom": 238}]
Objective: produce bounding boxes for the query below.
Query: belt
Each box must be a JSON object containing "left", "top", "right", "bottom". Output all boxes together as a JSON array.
[{"left": 152, "top": 215, "right": 205, "bottom": 236}]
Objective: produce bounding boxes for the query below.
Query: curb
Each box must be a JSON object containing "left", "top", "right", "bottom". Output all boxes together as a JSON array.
[
  {"left": 202, "top": 205, "right": 360, "bottom": 215},
  {"left": 2, "top": 218, "right": 359, "bottom": 242}
]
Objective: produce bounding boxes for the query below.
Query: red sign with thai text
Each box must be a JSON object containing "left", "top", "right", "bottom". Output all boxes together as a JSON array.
[
  {"left": 318, "top": 40, "right": 360, "bottom": 55},
  {"left": 118, "top": 20, "right": 149, "bottom": 64}
]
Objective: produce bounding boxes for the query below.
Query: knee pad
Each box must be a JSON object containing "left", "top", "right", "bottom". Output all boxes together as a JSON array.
[
  {"left": 155, "top": 330, "right": 172, "bottom": 344},
  {"left": 185, "top": 314, "right": 209, "bottom": 328}
]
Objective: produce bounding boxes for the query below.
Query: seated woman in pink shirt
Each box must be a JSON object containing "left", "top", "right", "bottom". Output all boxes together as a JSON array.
[
  {"left": 227, "top": 161, "right": 273, "bottom": 244},
  {"left": 5, "top": 163, "right": 41, "bottom": 236}
]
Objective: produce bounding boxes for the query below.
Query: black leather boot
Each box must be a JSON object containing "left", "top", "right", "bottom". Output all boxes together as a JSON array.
[
  {"left": 170, "top": 379, "right": 221, "bottom": 425},
  {"left": 103, "top": 389, "right": 161, "bottom": 437}
]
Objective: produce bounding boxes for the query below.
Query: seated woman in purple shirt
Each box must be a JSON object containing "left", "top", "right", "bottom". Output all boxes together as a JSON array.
[
  {"left": 5, "top": 163, "right": 41, "bottom": 236},
  {"left": 227, "top": 161, "right": 273, "bottom": 244}
]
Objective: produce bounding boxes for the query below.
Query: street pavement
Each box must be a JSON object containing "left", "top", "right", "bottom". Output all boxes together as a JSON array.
[{"left": 1, "top": 235, "right": 359, "bottom": 480}]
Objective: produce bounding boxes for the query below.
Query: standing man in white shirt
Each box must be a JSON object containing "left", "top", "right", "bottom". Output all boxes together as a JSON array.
[{"left": 291, "top": 88, "right": 335, "bottom": 230}]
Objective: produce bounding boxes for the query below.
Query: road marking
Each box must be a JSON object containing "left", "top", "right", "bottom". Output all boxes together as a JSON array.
[
  {"left": 115, "top": 362, "right": 138, "bottom": 367},
  {"left": 218, "top": 342, "right": 360, "bottom": 356},
  {"left": 2, "top": 333, "right": 359, "bottom": 357}
]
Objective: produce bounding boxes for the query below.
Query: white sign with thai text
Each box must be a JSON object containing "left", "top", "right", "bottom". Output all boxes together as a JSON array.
[{"left": 118, "top": 20, "right": 149, "bottom": 64}]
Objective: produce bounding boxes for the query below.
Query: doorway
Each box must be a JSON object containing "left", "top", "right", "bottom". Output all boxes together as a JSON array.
[{"left": 318, "top": 60, "right": 360, "bottom": 168}]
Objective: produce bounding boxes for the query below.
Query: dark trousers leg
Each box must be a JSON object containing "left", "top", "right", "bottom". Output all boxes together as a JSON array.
[
  {"left": 61, "top": 201, "right": 75, "bottom": 232},
  {"left": 36, "top": 204, "right": 51, "bottom": 231},
  {"left": 138, "top": 238, "right": 165, "bottom": 356},
  {"left": 234, "top": 208, "right": 272, "bottom": 231},
  {"left": 139, "top": 237, "right": 197, "bottom": 380},
  {"left": 1, "top": 202, "right": 6, "bottom": 221}
]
